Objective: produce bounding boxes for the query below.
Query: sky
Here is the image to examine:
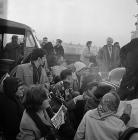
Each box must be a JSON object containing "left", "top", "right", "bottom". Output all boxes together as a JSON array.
[{"left": 7, "top": 0, "right": 138, "bottom": 47}]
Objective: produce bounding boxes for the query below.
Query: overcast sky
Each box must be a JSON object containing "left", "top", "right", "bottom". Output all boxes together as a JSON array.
[{"left": 7, "top": 0, "right": 137, "bottom": 47}]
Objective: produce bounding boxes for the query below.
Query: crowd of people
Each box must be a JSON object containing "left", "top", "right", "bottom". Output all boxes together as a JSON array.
[{"left": 1, "top": 35, "right": 138, "bottom": 140}]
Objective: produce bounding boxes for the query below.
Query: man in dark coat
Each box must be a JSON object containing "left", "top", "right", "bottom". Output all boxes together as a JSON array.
[
  {"left": 4, "top": 35, "right": 22, "bottom": 62},
  {"left": 119, "top": 38, "right": 138, "bottom": 100},
  {"left": 54, "top": 39, "right": 64, "bottom": 57},
  {"left": 41, "top": 37, "right": 54, "bottom": 56},
  {"left": 41, "top": 37, "right": 56, "bottom": 67}
]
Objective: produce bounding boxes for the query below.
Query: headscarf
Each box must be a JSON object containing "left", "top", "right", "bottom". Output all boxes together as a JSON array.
[{"left": 97, "top": 91, "right": 120, "bottom": 120}]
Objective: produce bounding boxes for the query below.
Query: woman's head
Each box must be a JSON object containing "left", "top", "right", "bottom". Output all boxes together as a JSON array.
[
  {"left": 24, "top": 85, "right": 50, "bottom": 112},
  {"left": 3, "top": 77, "right": 24, "bottom": 98}
]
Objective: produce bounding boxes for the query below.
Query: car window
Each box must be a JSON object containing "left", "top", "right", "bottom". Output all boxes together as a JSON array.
[{"left": 26, "top": 31, "right": 35, "bottom": 48}]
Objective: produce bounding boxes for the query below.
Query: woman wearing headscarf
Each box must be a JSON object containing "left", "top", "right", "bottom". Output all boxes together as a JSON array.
[
  {"left": 0, "top": 77, "right": 24, "bottom": 140},
  {"left": 74, "top": 91, "right": 131, "bottom": 140}
]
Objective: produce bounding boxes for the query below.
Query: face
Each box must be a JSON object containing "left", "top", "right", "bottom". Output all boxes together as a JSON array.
[
  {"left": 48, "top": 74, "right": 53, "bottom": 83},
  {"left": 13, "top": 37, "right": 18, "bottom": 44},
  {"left": 16, "top": 85, "right": 24, "bottom": 97},
  {"left": 42, "top": 98, "right": 50, "bottom": 109},
  {"left": 87, "top": 42, "right": 92, "bottom": 48},
  {"left": 43, "top": 38, "right": 48, "bottom": 44},
  {"left": 38, "top": 55, "right": 47, "bottom": 66},
  {"left": 56, "top": 40, "right": 61, "bottom": 46},
  {"left": 87, "top": 86, "right": 97, "bottom": 97},
  {"left": 107, "top": 39, "right": 113, "bottom": 46},
  {"left": 66, "top": 74, "right": 73, "bottom": 84}
]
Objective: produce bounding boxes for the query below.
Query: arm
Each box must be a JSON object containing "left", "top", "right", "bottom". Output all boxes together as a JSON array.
[
  {"left": 96, "top": 48, "right": 103, "bottom": 65},
  {"left": 74, "top": 112, "right": 86, "bottom": 140},
  {"left": 61, "top": 46, "right": 64, "bottom": 56}
]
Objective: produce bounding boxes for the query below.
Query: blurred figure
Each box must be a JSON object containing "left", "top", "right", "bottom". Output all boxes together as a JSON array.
[
  {"left": 41, "top": 37, "right": 54, "bottom": 56},
  {"left": 119, "top": 38, "right": 138, "bottom": 100},
  {"left": 0, "top": 77, "right": 24, "bottom": 140},
  {"left": 97, "top": 37, "right": 120, "bottom": 73},
  {"left": 41, "top": 37, "right": 56, "bottom": 67},
  {"left": 17, "top": 85, "right": 56, "bottom": 140},
  {"left": 114, "top": 42, "right": 121, "bottom": 50},
  {"left": 51, "top": 56, "right": 67, "bottom": 78},
  {"left": 54, "top": 39, "right": 64, "bottom": 57},
  {"left": 16, "top": 48, "right": 49, "bottom": 87},
  {"left": 4, "top": 35, "right": 22, "bottom": 62},
  {"left": 75, "top": 91, "right": 131, "bottom": 140},
  {"left": 80, "top": 41, "right": 95, "bottom": 66},
  {"left": 84, "top": 82, "right": 113, "bottom": 113}
]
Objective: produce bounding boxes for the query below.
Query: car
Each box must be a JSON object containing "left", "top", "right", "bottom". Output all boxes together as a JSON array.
[{"left": 0, "top": 18, "right": 41, "bottom": 79}]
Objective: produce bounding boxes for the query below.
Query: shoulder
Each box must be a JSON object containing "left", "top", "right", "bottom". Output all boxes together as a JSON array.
[
  {"left": 5, "top": 43, "right": 11, "bottom": 48},
  {"left": 20, "top": 110, "right": 39, "bottom": 132},
  {"left": 18, "top": 63, "right": 31, "bottom": 69}
]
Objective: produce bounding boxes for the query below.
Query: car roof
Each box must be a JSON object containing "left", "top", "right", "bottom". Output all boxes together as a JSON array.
[{"left": 0, "top": 18, "right": 32, "bottom": 34}]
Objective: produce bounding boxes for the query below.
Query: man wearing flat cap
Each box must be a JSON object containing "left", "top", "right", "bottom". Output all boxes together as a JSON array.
[{"left": 97, "top": 37, "right": 120, "bottom": 74}]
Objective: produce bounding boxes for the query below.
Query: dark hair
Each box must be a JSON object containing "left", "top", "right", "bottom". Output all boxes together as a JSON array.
[
  {"left": 56, "top": 39, "right": 62, "bottom": 43},
  {"left": 24, "top": 85, "right": 48, "bottom": 112},
  {"left": 93, "top": 84, "right": 112, "bottom": 99},
  {"left": 114, "top": 42, "right": 119, "bottom": 45},
  {"left": 86, "top": 82, "right": 98, "bottom": 90},
  {"left": 3, "top": 77, "right": 23, "bottom": 98},
  {"left": 43, "top": 37, "right": 48, "bottom": 40},
  {"left": 12, "top": 35, "right": 18, "bottom": 40},
  {"left": 60, "top": 69, "right": 72, "bottom": 81},
  {"left": 31, "top": 48, "right": 46, "bottom": 61},
  {"left": 86, "top": 41, "right": 92, "bottom": 46}
]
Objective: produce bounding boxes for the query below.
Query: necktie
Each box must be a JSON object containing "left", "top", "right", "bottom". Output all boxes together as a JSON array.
[{"left": 108, "top": 46, "right": 112, "bottom": 57}]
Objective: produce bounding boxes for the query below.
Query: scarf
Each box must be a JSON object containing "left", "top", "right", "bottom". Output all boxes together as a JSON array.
[
  {"left": 26, "top": 109, "right": 56, "bottom": 140},
  {"left": 97, "top": 93, "right": 119, "bottom": 120}
]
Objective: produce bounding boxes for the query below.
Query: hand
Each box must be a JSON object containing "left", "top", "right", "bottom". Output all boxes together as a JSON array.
[
  {"left": 123, "top": 104, "right": 132, "bottom": 116},
  {"left": 73, "top": 95, "right": 84, "bottom": 104}
]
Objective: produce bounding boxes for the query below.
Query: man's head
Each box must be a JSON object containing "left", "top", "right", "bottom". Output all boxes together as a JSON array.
[
  {"left": 99, "top": 91, "right": 120, "bottom": 112},
  {"left": 60, "top": 69, "right": 73, "bottom": 84},
  {"left": 114, "top": 42, "right": 119, "bottom": 46},
  {"left": 86, "top": 41, "right": 92, "bottom": 48},
  {"left": 83, "top": 82, "right": 98, "bottom": 99},
  {"left": 43, "top": 37, "right": 48, "bottom": 44},
  {"left": 106, "top": 37, "right": 113, "bottom": 46},
  {"left": 56, "top": 39, "right": 62, "bottom": 46},
  {"left": 31, "top": 48, "right": 46, "bottom": 67},
  {"left": 12, "top": 35, "right": 18, "bottom": 44}
]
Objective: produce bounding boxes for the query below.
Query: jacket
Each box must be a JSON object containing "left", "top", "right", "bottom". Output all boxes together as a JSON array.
[
  {"left": 17, "top": 110, "right": 53, "bottom": 140},
  {"left": 97, "top": 45, "right": 120, "bottom": 72},
  {"left": 16, "top": 63, "right": 49, "bottom": 86},
  {"left": 80, "top": 47, "right": 93, "bottom": 66},
  {"left": 74, "top": 109, "right": 126, "bottom": 140}
]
